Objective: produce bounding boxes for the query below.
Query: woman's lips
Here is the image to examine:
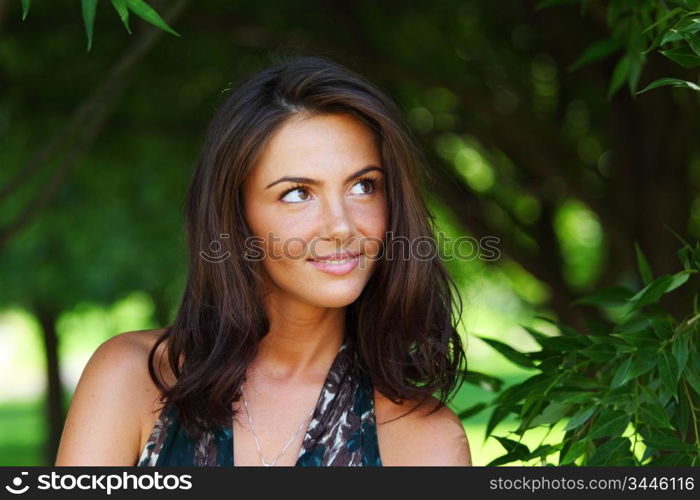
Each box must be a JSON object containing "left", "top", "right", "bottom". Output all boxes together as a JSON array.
[{"left": 307, "top": 255, "right": 360, "bottom": 275}]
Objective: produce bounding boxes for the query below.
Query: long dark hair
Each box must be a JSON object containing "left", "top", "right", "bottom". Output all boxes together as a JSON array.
[{"left": 147, "top": 54, "right": 467, "bottom": 440}]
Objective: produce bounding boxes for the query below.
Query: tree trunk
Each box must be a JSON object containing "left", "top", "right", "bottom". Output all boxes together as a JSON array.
[{"left": 34, "top": 303, "right": 63, "bottom": 465}]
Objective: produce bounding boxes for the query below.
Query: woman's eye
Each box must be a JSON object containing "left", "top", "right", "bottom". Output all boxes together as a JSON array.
[
  {"left": 281, "top": 187, "right": 311, "bottom": 203},
  {"left": 350, "top": 179, "right": 375, "bottom": 195}
]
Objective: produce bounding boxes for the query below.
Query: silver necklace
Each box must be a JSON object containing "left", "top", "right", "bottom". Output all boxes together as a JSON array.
[{"left": 240, "top": 384, "right": 316, "bottom": 466}]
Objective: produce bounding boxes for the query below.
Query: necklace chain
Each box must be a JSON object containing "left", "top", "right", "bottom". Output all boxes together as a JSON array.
[{"left": 240, "top": 384, "right": 315, "bottom": 466}]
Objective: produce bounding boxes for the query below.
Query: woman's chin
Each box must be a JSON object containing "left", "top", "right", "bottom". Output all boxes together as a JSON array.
[{"left": 299, "top": 285, "right": 366, "bottom": 308}]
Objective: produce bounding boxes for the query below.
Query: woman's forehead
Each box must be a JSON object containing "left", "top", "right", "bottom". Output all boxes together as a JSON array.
[{"left": 250, "top": 113, "right": 382, "bottom": 185}]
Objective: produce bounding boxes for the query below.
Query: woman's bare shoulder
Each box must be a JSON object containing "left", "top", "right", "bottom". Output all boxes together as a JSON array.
[
  {"left": 105, "top": 328, "right": 177, "bottom": 409},
  {"left": 373, "top": 390, "right": 472, "bottom": 466},
  {"left": 54, "top": 328, "right": 171, "bottom": 465}
]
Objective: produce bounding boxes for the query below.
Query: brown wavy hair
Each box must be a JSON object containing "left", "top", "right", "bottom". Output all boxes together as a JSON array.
[{"left": 147, "top": 54, "right": 467, "bottom": 440}]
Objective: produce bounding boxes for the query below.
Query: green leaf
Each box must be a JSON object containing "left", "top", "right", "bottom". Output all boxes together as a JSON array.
[
  {"left": 672, "top": 336, "right": 689, "bottom": 374},
  {"left": 564, "top": 406, "right": 596, "bottom": 431},
  {"left": 608, "top": 55, "right": 630, "bottom": 99},
  {"left": 658, "top": 350, "right": 680, "bottom": 391},
  {"left": 493, "top": 436, "right": 530, "bottom": 458},
  {"left": 111, "top": 0, "right": 131, "bottom": 33},
  {"left": 580, "top": 343, "right": 616, "bottom": 362},
  {"left": 682, "top": 31, "right": 700, "bottom": 56},
  {"left": 485, "top": 404, "right": 514, "bottom": 438},
  {"left": 569, "top": 38, "right": 622, "bottom": 72},
  {"left": 682, "top": 367, "right": 700, "bottom": 395},
  {"left": 660, "top": 46, "right": 700, "bottom": 67},
  {"left": 477, "top": 336, "right": 534, "bottom": 368},
  {"left": 610, "top": 356, "right": 633, "bottom": 389},
  {"left": 533, "top": 315, "right": 580, "bottom": 336},
  {"left": 82, "top": 0, "right": 99, "bottom": 52},
  {"left": 548, "top": 389, "right": 596, "bottom": 405},
  {"left": 666, "top": 270, "right": 692, "bottom": 293},
  {"left": 649, "top": 316, "right": 675, "bottom": 339},
  {"left": 626, "top": 352, "right": 657, "bottom": 381},
  {"left": 635, "top": 242, "right": 653, "bottom": 285},
  {"left": 642, "top": 431, "right": 697, "bottom": 451},
  {"left": 673, "top": 390, "right": 691, "bottom": 439},
  {"left": 587, "top": 437, "right": 634, "bottom": 465},
  {"left": 527, "top": 402, "right": 572, "bottom": 428},
  {"left": 627, "top": 54, "right": 643, "bottom": 95},
  {"left": 648, "top": 453, "right": 693, "bottom": 466},
  {"left": 638, "top": 402, "right": 674, "bottom": 430},
  {"left": 461, "top": 370, "right": 504, "bottom": 392},
  {"left": 600, "top": 387, "right": 633, "bottom": 406},
  {"left": 525, "top": 444, "right": 560, "bottom": 461},
  {"left": 642, "top": 7, "right": 683, "bottom": 35},
  {"left": 611, "top": 330, "right": 657, "bottom": 347},
  {"left": 627, "top": 274, "right": 675, "bottom": 312},
  {"left": 126, "top": 0, "right": 180, "bottom": 36},
  {"left": 21, "top": 0, "right": 30, "bottom": 20},
  {"left": 573, "top": 286, "right": 634, "bottom": 307},
  {"left": 560, "top": 440, "right": 587, "bottom": 464},
  {"left": 520, "top": 325, "right": 550, "bottom": 346},
  {"left": 486, "top": 451, "right": 523, "bottom": 466},
  {"left": 457, "top": 402, "right": 488, "bottom": 420},
  {"left": 637, "top": 77, "right": 700, "bottom": 94},
  {"left": 588, "top": 410, "right": 629, "bottom": 439}
]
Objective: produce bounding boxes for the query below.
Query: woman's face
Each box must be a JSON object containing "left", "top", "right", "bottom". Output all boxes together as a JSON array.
[{"left": 242, "top": 112, "right": 388, "bottom": 308}]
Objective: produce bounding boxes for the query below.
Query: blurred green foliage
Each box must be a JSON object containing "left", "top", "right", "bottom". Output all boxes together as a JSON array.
[{"left": 1, "top": 0, "right": 699, "bottom": 465}]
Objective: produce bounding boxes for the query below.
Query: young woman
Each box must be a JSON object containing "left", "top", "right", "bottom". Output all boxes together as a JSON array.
[{"left": 55, "top": 55, "right": 471, "bottom": 466}]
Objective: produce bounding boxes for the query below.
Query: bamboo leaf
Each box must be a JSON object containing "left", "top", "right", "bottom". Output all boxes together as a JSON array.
[
  {"left": 126, "top": 0, "right": 180, "bottom": 36},
  {"left": 573, "top": 286, "right": 634, "bottom": 307},
  {"left": 564, "top": 406, "right": 596, "bottom": 431},
  {"left": 637, "top": 77, "right": 700, "bottom": 94},
  {"left": 588, "top": 410, "right": 629, "bottom": 439},
  {"left": 587, "top": 437, "right": 634, "bottom": 465},
  {"left": 638, "top": 403, "right": 674, "bottom": 430},
  {"left": 461, "top": 370, "right": 504, "bottom": 392},
  {"left": 635, "top": 242, "right": 653, "bottom": 285},
  {"left": 493, "top": 436, "right": 530, "bottom": 458},
  {"left": 627, "top": 274, "right": 676, "bottom": 312},
  {"left": 486, "top": 451, "right": 523, "bottom": 466},
  {"left": 658, "top": 349, "right": 680, "bottom": 391},
  {"left": 477, "top": 336, "right": 535, "bottom": 368},
  {"left": 568, "top": 38, "right": 621, "bottom": 72},
  {"left": 660, "top": 46, "right": 700, "bottom": 67},
  {"left": 642, "top": 431, "right": 698, "bottom": 451},
  {"left": 672, "top": 336, "right": 689, "bottom": 374},
  {"left": 111, "top": 0, "right": 131, "bottom": 33},
  {"left": 608, "top": 54, "right": 630, "bottom": 98},
  {"left": 21, "top": 0, "right": 31, "bottom": 20},
  {"left": 82, "top": 0, "right": 99, "bottom": 52},
  {"left": 457, "top": 402, "right": 488, "bottom": 420},
  {"left": 610, "top": 356, "right": 632, "bottom": 388},
  {"left": 560, "top": 440, "right": 587, "bottom": 464},
  {"left": 528, "top": 402, "right": 572, "bottom": 428},
  {"left": 648, "top": 453, "right": 693, "bottom": 466}
]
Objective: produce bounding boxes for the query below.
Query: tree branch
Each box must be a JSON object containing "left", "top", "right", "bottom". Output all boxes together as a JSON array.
[{"left": 0, "top": 0, "right": 191, "bottom": 249}]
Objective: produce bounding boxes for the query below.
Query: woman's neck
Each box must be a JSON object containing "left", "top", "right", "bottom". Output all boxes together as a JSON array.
[{"left": 248, "top": 292, "right": 346, "bottom": 384}]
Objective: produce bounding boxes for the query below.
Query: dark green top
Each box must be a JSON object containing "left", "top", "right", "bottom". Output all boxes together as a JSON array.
[{"left": 136, "top": 336, "right": 382, "bottom": 466}]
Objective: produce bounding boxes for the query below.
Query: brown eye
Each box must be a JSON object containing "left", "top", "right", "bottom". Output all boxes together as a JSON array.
[
  {"left": 281, "top": 186, "right": 311, "bottom": 203},
  {"left": 350, "top": 178, "right": 376, "bottom": 195}
]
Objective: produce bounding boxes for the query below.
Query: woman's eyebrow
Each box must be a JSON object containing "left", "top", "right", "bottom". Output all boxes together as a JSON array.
[{"left": 265, "top": 165, "right": 383, "bottom": 190}]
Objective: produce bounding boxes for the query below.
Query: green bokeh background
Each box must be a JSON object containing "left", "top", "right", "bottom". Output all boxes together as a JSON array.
[{"left": 1, "top": 0, "right": 698, "bottom": 466}]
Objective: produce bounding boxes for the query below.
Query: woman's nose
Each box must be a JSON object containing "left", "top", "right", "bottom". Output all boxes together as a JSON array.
[{"left": 320, "top": 196, "right": 356, "bottom": 243}]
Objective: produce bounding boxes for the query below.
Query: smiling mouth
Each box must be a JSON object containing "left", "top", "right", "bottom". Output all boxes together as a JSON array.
[
  {"left": 307, "top": 254, "right": 361, "bottom": 275},
  {"left": 308, "top": 257, "right": 357, "bottom": 264}
]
